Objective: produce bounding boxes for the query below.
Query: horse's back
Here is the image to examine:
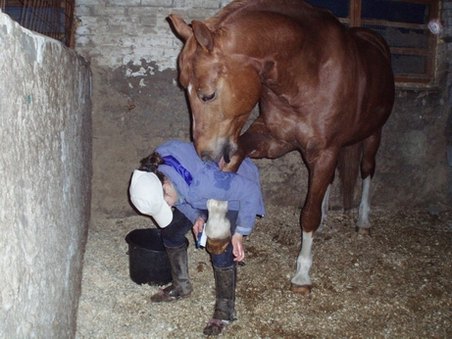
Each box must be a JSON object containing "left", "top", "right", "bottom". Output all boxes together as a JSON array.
[{"left": 350, "top": 27, "right": 391, "bottom": 62}]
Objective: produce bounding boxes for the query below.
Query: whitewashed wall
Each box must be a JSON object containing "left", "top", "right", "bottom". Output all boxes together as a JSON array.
[{"left": 75, "top": 0, "right": 231, "bottom": 71}]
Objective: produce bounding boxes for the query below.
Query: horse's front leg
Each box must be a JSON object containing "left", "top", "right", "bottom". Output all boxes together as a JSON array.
[
  {"left": 223, "top": 115, "right": 295, "bottom": 172},
  {"left": 291, "top": 148, "right": 338, "bottom": 295}
]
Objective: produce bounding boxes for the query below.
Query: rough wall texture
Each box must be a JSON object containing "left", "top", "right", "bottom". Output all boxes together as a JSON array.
[
  {"left": 444, "top": 0, "right": 452, "bottom": 199},
  {"left": 0, "top": 12, "right": 92, "bottom": 338},
  {"left": 75, "top": 0, "right": 229, "bottom": 70},
  {"left": 74, "top": 0, "right": 450, "bottom": 220}
]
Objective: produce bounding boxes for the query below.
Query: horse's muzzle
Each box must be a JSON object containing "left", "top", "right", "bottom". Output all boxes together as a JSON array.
[{"left": 199, "top": 141, "right": 233, "bottom": 165}]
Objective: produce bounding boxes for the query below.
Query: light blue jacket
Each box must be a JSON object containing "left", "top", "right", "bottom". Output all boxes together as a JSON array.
[{"left": 157, "top": 140, "right": 265, "bottom": 236}]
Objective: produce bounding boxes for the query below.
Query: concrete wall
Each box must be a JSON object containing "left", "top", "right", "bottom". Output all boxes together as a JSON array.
[
  {"left": 0, "top": 11, "right": 92, "bottom": 338},
  {"left": 74, "top": 0, "right": 450, "bottom": 220}
]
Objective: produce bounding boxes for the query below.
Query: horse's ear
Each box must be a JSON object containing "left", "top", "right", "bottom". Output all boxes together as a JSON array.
[
  {"left": 167, "top": 14, "right": 193, "bottom": 42},
  {"left": 192, "top": 20, "right": 214, "bottom": 52}
]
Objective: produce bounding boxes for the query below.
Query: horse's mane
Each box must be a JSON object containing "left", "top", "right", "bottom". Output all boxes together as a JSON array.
[{"left": 205, "top": 0, "right": 335, "bottom": 29}]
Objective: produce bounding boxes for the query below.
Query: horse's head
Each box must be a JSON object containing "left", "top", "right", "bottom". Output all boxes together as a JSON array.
[{"left": 168, "top": 14, "right": 262, "bottom": 164}]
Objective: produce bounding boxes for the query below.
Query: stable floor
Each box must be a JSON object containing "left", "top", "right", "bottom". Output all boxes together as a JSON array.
[{"left": 75, "top": 204, "right": 452, "bottom": 338}]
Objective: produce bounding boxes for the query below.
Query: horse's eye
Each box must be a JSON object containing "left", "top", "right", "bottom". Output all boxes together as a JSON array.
[{"left": 199, "top": 91, "right": 216, "bottom": 102}]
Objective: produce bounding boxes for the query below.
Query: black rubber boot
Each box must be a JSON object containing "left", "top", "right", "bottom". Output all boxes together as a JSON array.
[
  {"left": 203, "top": 265, "right": 237, "bottom": 336},
  {"left": 151, "top": 243, "right": 192, "bottom": 302}
]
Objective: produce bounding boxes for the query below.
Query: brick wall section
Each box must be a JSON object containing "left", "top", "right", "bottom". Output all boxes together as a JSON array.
[{"left": 75, "top": 0, "right": 231, "bottom": 70}]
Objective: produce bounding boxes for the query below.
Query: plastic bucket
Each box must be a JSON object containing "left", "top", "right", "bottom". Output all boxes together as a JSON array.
[{"left": 125, "top": 228, "right": 172, "bottom": 285}]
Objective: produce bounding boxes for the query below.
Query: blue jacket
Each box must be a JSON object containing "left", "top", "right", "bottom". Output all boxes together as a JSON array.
[{"left": 156, "top": 140, "right": 265, "bottom": 236}]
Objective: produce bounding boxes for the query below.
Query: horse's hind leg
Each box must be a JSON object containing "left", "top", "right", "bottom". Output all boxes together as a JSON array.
[{"left": 357, "top": 131, "right": 382, "bottom": 233}]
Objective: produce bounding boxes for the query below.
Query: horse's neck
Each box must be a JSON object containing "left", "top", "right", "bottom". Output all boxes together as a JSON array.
[
  {"left": 218, "top": 0, "right": 334, "bottom": 28},
  {"left": 218, "top": 0, "right": 323, "bottom": 24},
  {"left": 224, "top": 4, "right": 337, "bottom": 57},
  {"left": 251, "top": 0, "right": 326, "bottom": 22},
  {"left": 227, "top": 15, "right": 305, "bottom": 61}
]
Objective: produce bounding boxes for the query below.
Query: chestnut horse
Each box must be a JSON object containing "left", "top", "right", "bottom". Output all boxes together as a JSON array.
[{"left": 168, "top": 0, "right": 394, "bottom": 294}]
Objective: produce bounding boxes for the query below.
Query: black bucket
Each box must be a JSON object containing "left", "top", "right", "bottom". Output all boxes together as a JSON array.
[{"left": 125, "top": 228, "right": 172, "bottom": 285}]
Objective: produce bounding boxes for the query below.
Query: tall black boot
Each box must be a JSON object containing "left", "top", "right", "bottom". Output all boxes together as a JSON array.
[
  {"left": 151, "top": 243, "right": 192, "bottom": 302},
  {"left": 203, "top": 265, "right": 237, "bottom": 336}
]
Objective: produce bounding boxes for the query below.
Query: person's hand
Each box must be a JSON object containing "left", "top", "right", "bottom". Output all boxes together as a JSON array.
[
  {"left": 192, "top": 217, "right": 205, "bottom": 238},
  {"left": 231, "top": 233, "right": 245, "bottom": 262}
]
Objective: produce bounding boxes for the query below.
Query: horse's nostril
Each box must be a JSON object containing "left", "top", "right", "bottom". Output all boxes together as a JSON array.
[
  {"left": 223, "top": 152, "right": 230, "bottom": 163},
  {"left": 222, "top": 143, "right": 231, "bottom": 163}
]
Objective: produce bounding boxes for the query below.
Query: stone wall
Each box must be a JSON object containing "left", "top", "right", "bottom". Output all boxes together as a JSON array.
[
  {"left": 74, "top": 0, "right": 450, "bottom": 220},
  {"left": 0, "top": 11, "right": 92, "bottom": 338}
]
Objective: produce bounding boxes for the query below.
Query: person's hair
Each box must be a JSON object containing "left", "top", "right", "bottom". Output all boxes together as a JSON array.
[{"left": 139, "top": 151, "right": 166, "bottom": 183}]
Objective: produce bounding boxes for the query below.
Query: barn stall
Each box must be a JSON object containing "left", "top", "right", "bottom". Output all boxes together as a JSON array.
[{"left": 0, "top": 0, "right": 451, "bottom": 337}]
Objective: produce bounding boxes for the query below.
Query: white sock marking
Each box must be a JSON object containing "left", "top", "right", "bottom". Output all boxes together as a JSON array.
[
  {"left": 291, "top": 231, "right": 313, "bottom": 286},
  {"left": 358, "top": 176, "right": 371, "bottom": 228}
]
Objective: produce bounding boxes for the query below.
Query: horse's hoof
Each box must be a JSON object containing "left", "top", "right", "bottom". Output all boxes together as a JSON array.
[
  {"left": 203, "top": 319, "right": 227, "bottom": 336},
  {"left": 291, "top": 284, "right": 311, "bottom": 295},
  {"left": 357, "top": 227, "right": 371, "bottom": 236},
  {"left": 206, "top": 237, "right": 230, "bottom": 254}
]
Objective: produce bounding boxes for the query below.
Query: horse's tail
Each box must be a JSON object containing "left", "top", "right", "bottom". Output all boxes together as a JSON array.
[{"left": 337, "top": 143, "right": 362, "bottom": 210}]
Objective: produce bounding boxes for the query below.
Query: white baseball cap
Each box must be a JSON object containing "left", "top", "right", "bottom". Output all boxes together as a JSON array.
[{"left": 129, "top": 170, "right": 173, "bottom": 228}]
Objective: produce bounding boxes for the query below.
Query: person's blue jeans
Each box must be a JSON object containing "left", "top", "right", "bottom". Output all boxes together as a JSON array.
[{"left": 161, "top": 208, "right": 238, "bottom": 268}]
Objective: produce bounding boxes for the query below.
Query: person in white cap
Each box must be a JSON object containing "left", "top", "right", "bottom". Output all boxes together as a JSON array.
[
  {"left": 129, "top": 171, "right": 173, "bottom": 228},
  {"left": 129, "top": 139, "right": 264, "bottom": 336}
]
